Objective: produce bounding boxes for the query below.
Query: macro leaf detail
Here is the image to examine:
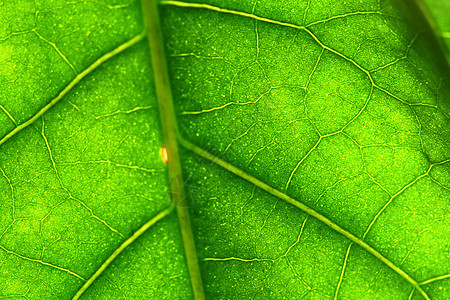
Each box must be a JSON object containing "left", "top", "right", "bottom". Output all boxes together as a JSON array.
[{"left": 0, "top": 0, "right": 449, "bottom": 299}]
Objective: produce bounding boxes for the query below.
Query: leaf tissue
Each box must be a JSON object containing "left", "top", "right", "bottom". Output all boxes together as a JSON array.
[{"left": 0, "top": 0, "right": 449, "bottom": 299}]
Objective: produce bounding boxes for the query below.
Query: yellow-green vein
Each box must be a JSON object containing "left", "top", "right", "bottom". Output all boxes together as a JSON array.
[
  {"left": 0, "top": 31, "right": 146, "bottom": 148},
  {"left": 179, "top": 137, "right": 430, "bottom": 300},
  {"left": 72, "top": 205, "right": 174, "bottom": 300}
]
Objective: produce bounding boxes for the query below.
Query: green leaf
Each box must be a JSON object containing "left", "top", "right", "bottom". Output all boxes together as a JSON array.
[
  {"left": 418, "top": 0, "right": 450, "bottom": 65},
  {"left": 0, "top": 0, "right": 448, "bottom": 299}
]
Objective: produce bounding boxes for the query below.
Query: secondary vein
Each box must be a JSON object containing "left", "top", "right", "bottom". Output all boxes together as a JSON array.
[
  {"left": 141, "top": 0, "right": 205, "bottom": 299},
  {"left": 72, "top": 205, "right": 174, "bottom": 300},
  {"left": 0, "top": 31, "right": 146, "bottom": 148},
  {"left": 161, "top": 0, "right": 302, "bottom": 29},
  {"left": 178, "top": 137, "right": 430, "bottom": 300}
]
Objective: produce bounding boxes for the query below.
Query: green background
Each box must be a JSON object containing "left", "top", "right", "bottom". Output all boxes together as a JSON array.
[{"left": 0, "top": 0, "right": 448, "bottom": 299}]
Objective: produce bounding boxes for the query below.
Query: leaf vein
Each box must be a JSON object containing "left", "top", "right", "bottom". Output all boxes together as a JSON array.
[
  {"left": 0, "top": 245, "right": 84, "bottom": 281},
  {"left": 179, "top": 137, "right": 430, "bottom": 300},
  {"left": 72, "top": 205, "right": 174, "bottom": 300},
  {"left": 0, "top": 31, "right": 146, "bottom": 148},
  {"left": 40, "top": 120, "right": 123, "bottom": 237}
]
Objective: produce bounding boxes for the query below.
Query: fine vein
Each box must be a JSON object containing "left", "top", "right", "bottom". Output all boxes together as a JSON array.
[
  {"left": 179, "top": 137, "right": 430, "bottom": 300},
  {"left": 0, "top": 31, "right": 146, "bottom": 148},
  {"left": 141, "top": 0, "right": 205, "bottom": 299},
  {"left": 0, "top": 245, "right": 84, "bottom": 281},
  {"left": 72, "top": 205, "right": 174, "bottom": 300}
]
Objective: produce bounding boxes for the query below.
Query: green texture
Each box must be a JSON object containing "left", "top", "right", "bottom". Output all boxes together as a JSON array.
[
  {"left": 420, "top": 0, "right": 450, "bottom": 64},
  {"left": 0, "top": 0, "right": 449, "bottom": 299}
]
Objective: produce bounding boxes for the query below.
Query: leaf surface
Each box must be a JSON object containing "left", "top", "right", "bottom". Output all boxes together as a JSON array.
[
  {"left": 420, "top": 0, "right": 450, "bottom": 64},
  {"left": 0, "top": 0, "right": 449, "bottom": 299}
]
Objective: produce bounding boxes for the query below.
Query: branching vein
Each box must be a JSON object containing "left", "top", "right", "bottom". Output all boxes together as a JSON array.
[
  {"left": 41, "top": 120, "right": 123, "bottom": 236},
  {"left": 0, "top": 245, "right": 84, "bottom": 281},
  {"left": 72, "top": 205, "right": 174, "bottom": 300},
  {"left": 179, "top": 137, "right": 430, "bottom": 300},
  {"left": 0, "top": 31, "right": 145, "bottom": 148}
]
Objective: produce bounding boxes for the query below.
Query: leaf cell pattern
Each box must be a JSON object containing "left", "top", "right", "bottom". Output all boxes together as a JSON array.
[{"left": 0, "top": 0, "right": 449, "bottom": 299}]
